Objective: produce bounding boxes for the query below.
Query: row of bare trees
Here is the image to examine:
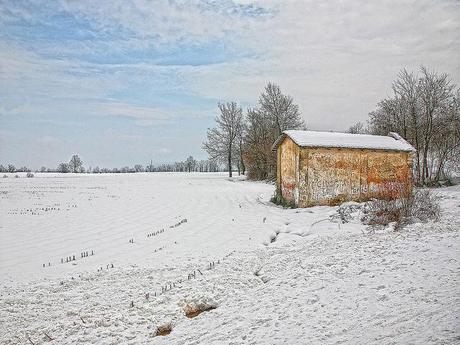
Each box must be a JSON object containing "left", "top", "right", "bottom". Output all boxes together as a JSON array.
[
  {"left": 203, "top": 83, "right": 305, "bottom": 178},
  {"left": 1, "top": 156, "right": 84, "bottom": 174},
  {"left": 12, "top": 155, "right": 222, "bottom": 174},
  {"left": 0, "top": 164, "right": 32, "bottom": 173},
  {"left": 352, "top": 66, "right": 460, "bottom": 185},
  {"left": 146, "top": 157, "right": 221, "bottom": 173}
]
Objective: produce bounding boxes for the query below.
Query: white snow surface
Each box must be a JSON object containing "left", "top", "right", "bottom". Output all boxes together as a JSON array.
[
  {"left": 276, "top": 130, "right": 416, "bottom": 152},
  {"left": 1, "top": 173, "right": 459, "bottom": 344}
]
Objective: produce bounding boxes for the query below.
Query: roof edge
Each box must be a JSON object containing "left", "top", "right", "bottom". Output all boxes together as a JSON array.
[
  {"left": 271, "top": 133, "right": 287, "bottom": 151},
  {"left": 388, "top": 132, "right": 416, "bottom": 152},
  {"left": 272, "top": 130, "right": 416, "bottom": 152}
]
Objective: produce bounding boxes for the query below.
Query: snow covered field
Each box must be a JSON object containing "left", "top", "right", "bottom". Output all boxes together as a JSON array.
[{"left": 1, "top": 173, "right": 459, "bottom": 344}]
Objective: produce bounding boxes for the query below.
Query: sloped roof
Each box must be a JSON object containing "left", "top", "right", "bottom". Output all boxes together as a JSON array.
[{"left": 272, "top": 130, "right": 416, "bottom": 152}]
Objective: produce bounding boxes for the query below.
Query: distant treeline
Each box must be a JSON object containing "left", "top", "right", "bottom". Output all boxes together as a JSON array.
[
  {"left": 0, "top": 164, "right": 32, "bottom": 173},
  {"left": 1, "top": 155, "right": 224, "bottom": 174}
]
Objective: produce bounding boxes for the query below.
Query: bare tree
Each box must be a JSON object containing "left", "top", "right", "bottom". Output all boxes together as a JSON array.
[
  {"left": 418, "top": 66, "right": 454, "bottom": 183},
  {"left": 259, "top": 82, "right": 305, "bottom": 137},
  {"left": 368, "top": 66, "right": 458, "bottom": 185},
  {"left": 203, "top": 102, "right": 243, "bottom": 177},
  {"left": 244, "top": 83, "right": 305, "bottom": 180},
  {"left": 185, "top": 156, "right": 197, "bottom": 172},
  {"left": 392, "top": 69, "right": 421, "bottom": 181},
  {"left": 68, "top": 155, "right": 83, "bottom": 173},
  {"left": 146, "top": 160, "right": 154, "bottom": 172},
  {"left": 244, "top": 108, "right": 275, "bottom": 180},
  {"left": 430, "top": 88, "right": 460, "bottom": 181},
  {"left": 347, "top": 122, "right": 366, "bottom": 134},
  {"left": 57, "top": 163, "right": 69, "bottom": 173},
  {"left": 134, "top": 164, "right": 144, "bottom": 172}
]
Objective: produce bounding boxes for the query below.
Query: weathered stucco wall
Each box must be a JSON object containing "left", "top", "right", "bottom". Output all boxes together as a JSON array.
[
  {"left": 277, "top": 137, "right": 299, "bottom": 204},
  {"left": 277, "top": 141, "right": 412, "bottom": 207}
]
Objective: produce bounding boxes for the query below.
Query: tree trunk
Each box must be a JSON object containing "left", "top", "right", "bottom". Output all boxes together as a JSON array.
[
  {"left": 411, "top": 110, "right": 421, "bottom": 185},
  {"left": 228, "top": 147, "right": 232, "bottom": 177},
  {"left": 239, "top": 145, "right": 245, "bottom": 176},
  {"left": 422, "top": 113, "right": 433, "bottom": 184},
  {"left": 422, "top": 146, "right": 429, "bottom": 184},
  {"left": 435, "top": 159, "right": 444, "bottom": 182}
]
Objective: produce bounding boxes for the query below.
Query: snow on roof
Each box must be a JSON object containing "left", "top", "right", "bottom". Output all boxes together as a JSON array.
[{"left": 272, "top": 130, "right": 416, "bottom": 152}]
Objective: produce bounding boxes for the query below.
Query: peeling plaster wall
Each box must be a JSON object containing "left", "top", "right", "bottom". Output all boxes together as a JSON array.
[
  {"left": 277, "top": 137, "right": 298, "bottom": 204},
  {"left": 276, "top": 141, "right": 413, "bottom": 207},
  {"left": 300, "top": 148, "right": 412, "bottom": 207}
]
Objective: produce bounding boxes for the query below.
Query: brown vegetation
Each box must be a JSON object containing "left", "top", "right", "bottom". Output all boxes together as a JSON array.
[
  {"left": 183, "top": 303, "right": 217, "bottom": 318},
  {"left": 154, "top": 323, "right": 172, "bottom": 336},
  {"left": 363, "top": 182, "right": 440, "bottom": 230}
]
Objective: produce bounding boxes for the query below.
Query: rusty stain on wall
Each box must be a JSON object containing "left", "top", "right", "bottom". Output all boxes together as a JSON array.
[
  {"left": 276, "top": 137, "right": 413, "bottom": 207},
  {"left": 278, "top": 136, "right": 298, "bottom": 203}
]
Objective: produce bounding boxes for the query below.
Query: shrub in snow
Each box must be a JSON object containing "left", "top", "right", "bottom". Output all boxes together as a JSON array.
[
  {"left": 332, "top": 202, "right": 363, "bottom": 223},
  {"left": 363, "top": 188, "right": 440, "bottom": 230},
  {"left": 2, "top": 174, "right": 7, "bottom": 178},
  {"left": 26, "top": 172, "right": 34, "bottom": 178},
  {"left": 409, "top": 189, "right": 441, "bottom": 223},
  {"left": 271, "top": 188, "right": 296, "bottom": 208},
  {"left": 14, "top": 174, "right": 19, "bottom": 178}
]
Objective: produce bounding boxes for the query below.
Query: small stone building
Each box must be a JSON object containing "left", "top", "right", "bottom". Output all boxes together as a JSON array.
[{"left": 272, "top": 130, "right": 416, "bottom": 207}]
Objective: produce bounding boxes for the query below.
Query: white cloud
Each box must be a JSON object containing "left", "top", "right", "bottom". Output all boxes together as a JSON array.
[
  {"left": 173, "top": 0, "right": 460, "bottom": 129},
  {"left": 5, "top": 0, "right": 458, "bottom": 131},
  {"left": 98, "top": 100, "right": 214, "bottom": 121},
  {"left": 56, "top": 0, "right": 270, "bottom": 47}
]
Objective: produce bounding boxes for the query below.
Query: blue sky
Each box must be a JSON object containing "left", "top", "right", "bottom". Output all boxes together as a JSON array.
[{"left": 1, "top": 0, "right": 459, "bottom": 169}]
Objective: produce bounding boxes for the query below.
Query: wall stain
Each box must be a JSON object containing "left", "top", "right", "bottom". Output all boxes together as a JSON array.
[{"left": 276, "top": 142, "right": 412, "bottom": 207}]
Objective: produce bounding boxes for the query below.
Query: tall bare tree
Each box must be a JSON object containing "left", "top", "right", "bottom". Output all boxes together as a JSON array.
[
  {"left": 418, "top": 66, "right": 455, "bottom": 182},
  {"left": 68, "top": 154, "right": 83, "bottom": 173},
  {"left": 203, "top": 102, "right": 243, "bottom": 177},
  {"left": 245, "top": 83, "right": 305, "bottom": 180},
  {"left": 392, "top": 69, "right": 421, "bottom": 181},
  {"left": 259, "top": 82, "right": 304, "bottom": 137},
  {"left": 368, "top": 66, "right": 458, "bottom": 185},
  {"left": 244, "top": 108, "right": 275, "bottom": 180}
]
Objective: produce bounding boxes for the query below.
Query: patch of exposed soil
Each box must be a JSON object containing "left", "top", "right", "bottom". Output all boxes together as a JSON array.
[
  {"left": 155, "top": 323, "right": 172, "bottom": 336},
  {"left": 184, "top": 304, "right": 217, "bottom": 318}
]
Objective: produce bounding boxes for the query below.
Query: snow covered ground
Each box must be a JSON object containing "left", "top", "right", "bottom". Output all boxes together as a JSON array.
[{"left": 1, "top": 173, "right": 459, "bottom": 344}]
